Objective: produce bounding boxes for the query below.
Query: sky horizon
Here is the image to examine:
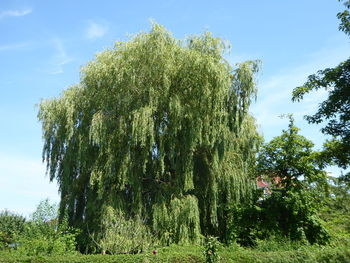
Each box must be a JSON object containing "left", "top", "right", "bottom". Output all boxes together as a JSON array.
[{"left": 1, "top": 0, "right": 349, "bottom": 217}]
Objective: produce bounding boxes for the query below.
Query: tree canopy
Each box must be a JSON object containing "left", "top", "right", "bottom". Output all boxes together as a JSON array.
[
  {"left": 254, "top": 116, "right": 329, "bottom": 245},
  {"left": 256, "top": 116, "right": 327, "bottom": 191},
  {"left": 38, "top": 24, "right": 261, "bottom": 249}
]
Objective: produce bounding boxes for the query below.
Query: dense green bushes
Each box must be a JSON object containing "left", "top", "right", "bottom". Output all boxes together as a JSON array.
[
  {"left": 228, "top": 190, "right": 330, "bottom": 247},
  {"left": 0, "top": 200, "right": 78, "bottom": 256},
  {"left": 0, "top": 254, "right": 201, "bottom": 263},
  {"left": 16, "top": 219, "right": 78, "bottom": 256},
  {"left": 0, "top": 210, "right": 25, "bottom": 249},
  {"left": 0, "top": 245, "right": 349, "bottom": 263},
  {"left": 221, "top": 246, "right": 350, "bottom": 263}
]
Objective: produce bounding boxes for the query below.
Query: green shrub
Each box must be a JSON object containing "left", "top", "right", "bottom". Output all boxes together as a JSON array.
[
  {"left": 254, "top": 236, "right": 306, "bottom": 252},
  {"left": 227, "top": 190, "right": 330, "bottom": 247},
  {"left": 0, "top": 245, "right": 350, "bottom": 263},
  {"left": 0, "top": 210, "right": 25, "bottom": 249},
  {"left": 221, "top": 245, "right": 350, "bottom": 263},
  {"left": 0, "top": 247, "right": 203, "bottom": 263},
  {"left": 15, "top": 200, "right": 78, "bottom": 256},
  {"left": 97, "top": 206, "right": 155, "bottom": 254},
  {"left": 17, "top": 218, "right": 78, "bottom": 256},
  {"left": 203, "top": 236, "right": 220, "bottom": 263}
]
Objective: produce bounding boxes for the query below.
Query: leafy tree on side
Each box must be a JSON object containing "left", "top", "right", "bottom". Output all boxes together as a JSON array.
[{"left": 292, "top": 0, "right": 350, "bottom": 177}]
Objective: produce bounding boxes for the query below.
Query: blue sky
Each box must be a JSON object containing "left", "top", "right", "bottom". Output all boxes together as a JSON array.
[{"left": 0, "top": 0, "right": 349, "bottom": 216}]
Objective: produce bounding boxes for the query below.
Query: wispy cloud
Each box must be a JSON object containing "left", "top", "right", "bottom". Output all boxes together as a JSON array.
[
  {"left": 250, "top": 43, "right": 350, "bottom": 143},
  {"left": 0, "top": 8, "right": 32, "bottom": 19},
  {"left": 0, "top": 42, "right": 31, "bottom": 51},
  {"left": 86, "top": 21, "right": 108, "bottom": 40},
  {"left": 49, "top": 38, "right": 73, "bottom": 74}
]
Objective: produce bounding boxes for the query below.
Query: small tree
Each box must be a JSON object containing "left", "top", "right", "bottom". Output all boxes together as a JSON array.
[
  {"left": 255, "top": 116, "right": 329, "bottom": 244},
  {"left": 257, "top": 115, "right": 327, "bottom": 193},
  {"left": 31, "top": 199, "right": 57, "bottom": 224}
]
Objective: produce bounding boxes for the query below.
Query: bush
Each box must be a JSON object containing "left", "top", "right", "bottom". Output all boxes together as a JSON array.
[
  {"left": 203, "top": 236, "right": 220, "bottom": 263},
  {"left": 226, "top": 246, "right": 350, "bottom": 263},
  {"left": 0, "top": 210, "right": 25, "bottom": 249},
  {"left": 0, "top": 245, "right": 349, "bottom": 263},
  {"left": 0, "top": 245, "right": 203, "bottom": 263},
  {"left": 17, "top": 218, "right": 78, "bottom": 256},
  {"left": 227, "top": 189, "right": 330, "bottom": 247},
  {"left": 14, "top": 200, "right": 78, "bottom": 256},
  {"left": 97, "top": 206, "right": 155, "bottom": 254}
]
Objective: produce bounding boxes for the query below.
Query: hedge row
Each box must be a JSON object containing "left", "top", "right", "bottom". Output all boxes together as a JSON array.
[
  {"left": 221, "top": 247, "right": 350, "bottom": 263},
  {"left": 0, "top": 254, "right": 201, "bottom": 263},
  {"left": 0, "top": 246, "right": 349, "bottom": 263}
]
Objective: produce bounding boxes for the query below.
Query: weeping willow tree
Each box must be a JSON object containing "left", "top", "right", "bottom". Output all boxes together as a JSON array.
[{"left": 38, "top": 24, "right": 261, "bottom": 250}]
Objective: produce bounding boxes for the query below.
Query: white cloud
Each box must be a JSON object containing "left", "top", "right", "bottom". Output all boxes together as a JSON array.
[
  {"left": 86, "top": 21, "right": 108, "bottom": 40},
  {"left": 0, "top": 8, "right": 32, "bottom": 19},
  {"left": 0, "top": 42, "right": 31, "bottom": 51},
  {"left": 49, "top": 38, "right": 73, "bottom": 74},
  {"left": 0, "top": 153, "right": 59, "bottom": 217}
]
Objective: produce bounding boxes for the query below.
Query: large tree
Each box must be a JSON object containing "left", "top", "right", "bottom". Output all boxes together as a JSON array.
[
  {"left": 292, "top": 0, "right": 350, "bottom": 175},
  {"left": 38, "top": 24, "right": 261, "bottom": 249}
]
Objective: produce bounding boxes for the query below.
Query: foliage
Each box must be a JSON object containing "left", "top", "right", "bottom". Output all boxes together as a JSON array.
[
  {"left": 228, "top": 117, "right": 330, "bottom": 246},
  {"left": 254, "top": 236, "right": 308, "bottom": 252},
  {"left": 319, "top": 176, "right": 350, "bottom": 246},
  {"left": 292, "top": 0, "right": 350, "bottom": 177},
  {"left": 17, "top": 220, "right": 78, "bottom": 256},
  {"left": 226, "top": 196, "right": 263, "bottom": 247},
  {"left": 321, "top": 176, "right": 350, "bottom": 217},
  {"left": 31, "top": 199, "right": 58, "bottom": 224},
  {"left": 226, "top": 193, "right": 330, "bottom": 247},
  {"left": 0, "top": 210, "right": 25, "bottom": 249},
  {"left": 203, "top": 236, "right": 220, "bottom": 263},
  {"left": 260, "top": 191, "right": 329, "bottom": 244},
  {"left": 0, "top": 245, "right": 204, "bottom": 263},
  {"left": 97, "top": 206, "right": 154, "bottom": 254},
  {"left": 38, "top": 23, "right": 261, "bottom": 248},
  {"left": 152, "top": 195, "right": 202, "bottom": 245},
  {"left": 292, "top": 59, "right": 350, "bottom": 173},
  {"left": 290, "top": 0, "right": 350, "bottom": 248},
  {"left": 257, "top": 117, "right": 329, "bottom": 244},
  {"left": 16, "top": 200, "right": 78, "bottom": 256},
  {"left": 1, "top": 244, "right": 350, "bottom": 263},
  {"left": 256, "top": 116, "right": 327, "bottom": 191},
  {"left": 221, "top": 246, "right": 350, "bottom": 263},
  {"left": 337, "top": 0, "right": 350, "bottom": 36}
]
